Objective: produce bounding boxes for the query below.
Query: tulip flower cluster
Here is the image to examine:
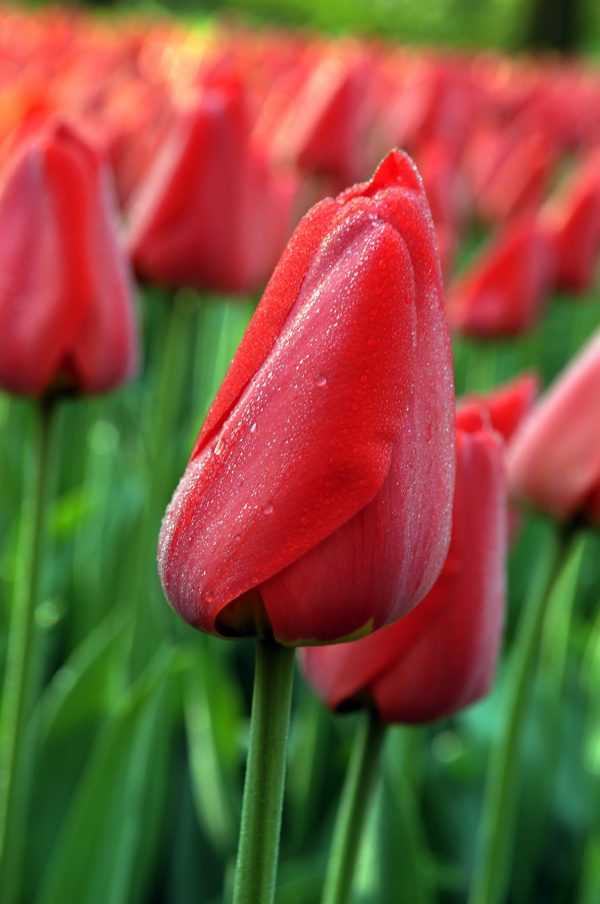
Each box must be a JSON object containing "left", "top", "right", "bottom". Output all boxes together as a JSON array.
[
  {"left": 2, "top": 6, "right": 600, "bottom": 323},
  {"left": 1, "top": 6, "right": 600, "bottom": 904}
]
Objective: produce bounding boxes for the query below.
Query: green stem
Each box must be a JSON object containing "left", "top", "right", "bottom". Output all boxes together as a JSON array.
[
  {"left": 0, "top": 399, "right": 56, "bottom": 898},
  {"left": 321, "top": 707, "right": 386, "bottom": 904},
  {"left": 469, "top": 524, "right": 578, "bottom": 904},
  {"left": 233, "top": 639, "right": 296, "bottom": 904}
]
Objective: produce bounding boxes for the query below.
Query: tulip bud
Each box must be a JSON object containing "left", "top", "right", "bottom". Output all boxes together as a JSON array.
[
  {"left": 271, "top": 48, "right": 374, "bottom": 186},
  {"left": 300, "top": 408, "right": 507, "bottom": 723},
  {"left": 0, "top": 120, "right": 138, "bottom": 398},
  {"left": 458, "top": 372, "right": 539, "bottom": 443},
  {"left": 544, "top": 150, "right": 600, "bottom": 294},
  {"left": 448, "top": 216, "right": 554, "bottom": 337},
  {"left": 127, "top": 76, "right": 296, "bottom": 295},
  {"left": 507, "top": 327, "right": 600, "bottom": 523},
  {"left": 158, "top": 150, "right": 455, "bottom": 645}
]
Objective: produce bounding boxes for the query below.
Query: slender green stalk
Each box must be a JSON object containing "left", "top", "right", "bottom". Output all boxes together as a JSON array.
[
  {"left": 233, "top": 639, "right": 296, "bottom": 904},
  {"left": 469, "top": 524, "right": 578, "bottom": 904},
  {"left": 321, "top": 707, "right": 386, "bottom": 904},
  {"left": 0, "top": 399, "right": 56, "bottom": 900}
]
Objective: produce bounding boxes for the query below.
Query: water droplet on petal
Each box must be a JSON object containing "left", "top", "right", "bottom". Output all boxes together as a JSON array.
[
  {"left": 315, "top": 374, "right": 327, "bottom": 387},
  {"left": 262, "top": 502, "right": 274, "bottom": 516},
  {"left": 250, "top": 422, "right": 257, "bottom": 433}
]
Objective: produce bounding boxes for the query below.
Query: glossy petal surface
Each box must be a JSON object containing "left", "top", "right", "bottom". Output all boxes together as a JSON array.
[
  {"left": 159, "top": 150, "right": 455, "bottom": 644},
  {"left": 301, "top": 415, "right": 506, "bottom": 722}
]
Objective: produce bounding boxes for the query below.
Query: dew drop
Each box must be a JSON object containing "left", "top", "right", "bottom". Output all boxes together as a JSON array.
[
  {"left": 262, "top": 502, "right": 274, "bottom": 515},
  {"left": 205, "top": 590, "right": 215, "bottom": 603},
  {"left": 213, "top": 436, "right": 225, "bottom": 456},
  {"left": 315, "top": 374, "right": 327, "bottom": 387},
  {"left": 250, "top": 422, "right": 257, "bottom": 433}
]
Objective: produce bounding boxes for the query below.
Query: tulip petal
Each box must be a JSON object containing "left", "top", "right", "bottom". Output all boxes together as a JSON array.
[
  {"left": 301, "top": 421, "right": 506, "bottom": 722},
  {"left": 66, "top": 138, "right": 139, "bottom": 393},
  {"left": 261, "top": 155, "right": 455, "bottom": 643},
  {"left": 0, "top": 131, "right": 88, "bottom": 395},
  {"left": 508, "top": 328, "right": 600, "bottom": 517},
  {"left": 159, "top": 209, "right": 417, "bottom": 640}
]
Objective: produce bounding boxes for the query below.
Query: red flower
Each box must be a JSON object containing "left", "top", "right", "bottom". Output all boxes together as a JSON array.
[
  {"left": 300, "top": 407, "right": 507, "bottom": 723},
  {"left": 127, "top": 76, "right": 296, "bottom": 294},
  {"left": 508, "top": 327, "right": 600, "bottom": 522},
  {"left": 474, "top": 130, "right": 555, "bottom": 225},
  {"left": 544, "top": 150, "right": 600, "bottom": 294},
  {"left": 448, "top": 216, "right": 554, "bottom": 337},
  {"left": 415, "top": 139, "right": 467, "bottom": 277},
  {"left": 0, "top": 120, "right": 138, "bottom": 398},
  {"left": 270, "top": 48, "right": 375, "bottom": 186},
  {"left": 458, "top": 372, "right": 539, "bottom": 443},
  {"left": 158, "top": 151, "right": 455, "bottom": 645}
]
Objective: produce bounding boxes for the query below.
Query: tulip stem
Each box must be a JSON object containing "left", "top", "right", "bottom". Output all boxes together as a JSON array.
[
  {"left": 233, "top": 638, "right": 296, "bottom": 904},
  {"left": 469, "top": 523, "right": 578, "bottom": 904},
  {"left": 321, "top": 707, "right": 386, "bottom": 904},
  {"left": 0, "top": 398, "right": 56, "bottom": 899}
]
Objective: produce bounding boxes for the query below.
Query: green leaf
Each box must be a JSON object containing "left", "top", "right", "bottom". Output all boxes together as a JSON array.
[
  {"left": 36, "top": 647, "right": 178, "bottom": 904},
  {"left": 184, "top": 637, "right": 243, "bottom": 856}
]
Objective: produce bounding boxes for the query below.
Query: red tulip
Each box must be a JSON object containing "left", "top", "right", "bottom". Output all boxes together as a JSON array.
[
  {"left": 300, "top": 407, "right": 507, "bottom": 723},
  {"left": 0, "top": 119, "right": 138, "bottom": 398},
  {"left": 158, "top": 150, "right": 455, "bottom": 645},
  {"left": 127, "top": 75, "right": 296, "bottom": 294},
  {"left": 415, "top": 140, "right": 467, "bottom": 277},
  {"left": 270, "top": 48, "right": 375, "bottom": 186},
  {"left": 475, "top": 130, "right": 555, "bottom": 225},
  {"left": 508, "top": 327, "right": 600, "bottom": 522},
  {"left": 544, "top": 149, "right": 600, "bottom": 294},
  {"left": 448, "top": 216, "right": 554, "bottom": 337},
  {"left": 458, "top": 372, "right": 539, "bottom": 443}
]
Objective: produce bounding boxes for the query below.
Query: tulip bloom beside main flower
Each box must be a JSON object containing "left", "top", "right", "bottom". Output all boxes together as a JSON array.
[
  {"left": 507, "top": 327, "right": 600, "bottom": 523},
  {"left": 127, "top": 76, "right": 296, "bottom": 295},
  {"left": 158, "top": 150, "right": 455, "bottom": 645},
  {"left": 0, "top": 120, "right": 138, "bottom": 398},
  {"left": 448, "top": 217, "right": 554, "bottom": 337},
  {"left": 459, "top": 372, "right": 539, "bottom": 444},
  {"left": 300, "top": 408, "right": 507, "bottom": 723}
]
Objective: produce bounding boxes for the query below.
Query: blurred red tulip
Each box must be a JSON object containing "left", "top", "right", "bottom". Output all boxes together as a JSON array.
[
  {"left": 448, "top": 217, "right": 554, "bottom": 337},
  {"left": 459, "top": 372, "right": 540, "bottom": 442},
  {"left": 459, "top": 372, "right": 539, "bottom": 540},
  {"left": 508, "top": 328, "right": 600, "bottom": 522},
  {"left": 96, "top": 77, "right": 173, "bottom": 209},
  {"left": 475, "top": 130, "right": 555, "bottom": 225},
  {"left": 0, "top": 119, "right": 138, "bottom": 398},
  {"left": 415, "top": 140, "right": 467, "bottom": 276},
  {"left": 270, "top": 48, "right": 375, "bottom": 185},
  {"left": 300, "top": 407, "right": 506, "bottom": 723},
  {"left": 544, "top": 149, "right": 600, "bottom": 294},
  {"left": 127, "top": 75, "right": 296, "bottom": 294},
  {"left": 158, "top": 151, "right": 455, "bottom": 644}
]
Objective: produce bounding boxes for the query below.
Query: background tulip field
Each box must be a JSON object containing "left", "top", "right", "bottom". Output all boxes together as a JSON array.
[{"left": 2, "top": 1, "right": 600, "bottom": 903}]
